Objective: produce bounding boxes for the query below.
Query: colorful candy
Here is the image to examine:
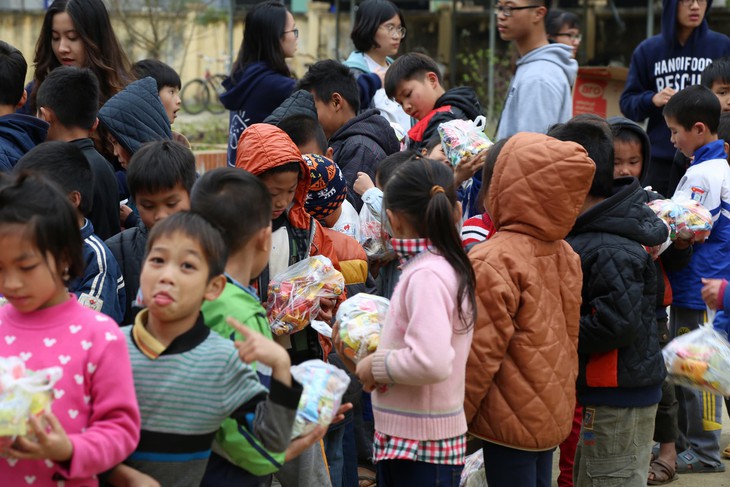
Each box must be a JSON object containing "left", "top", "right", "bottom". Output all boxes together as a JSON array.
[
  {"left": 438, "top": 118, "right": 493, "bottom": 168},
  {"left": 336, "top": 294, "right": 389, "bottom": 363},
  {"left": 290, "top": 360, "right": 350, "bottom": 438},
  {"left": 663, "top": 325, "right": 730, "bottom": 395},
  {"left": 647, "top": 197, "right": 713, "bottom": 242}
]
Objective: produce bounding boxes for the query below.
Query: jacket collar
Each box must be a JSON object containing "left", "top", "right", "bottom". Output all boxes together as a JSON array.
[
  {"left": 691, "top": 140, "right": 726, "bottom": 167},
  {"left": 131, "top": 309, "right": 210, "bottom": 359}
]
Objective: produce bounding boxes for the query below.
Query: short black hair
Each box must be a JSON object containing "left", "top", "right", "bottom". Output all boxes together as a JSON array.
[
  {"left": 296, "top": 60, "right": 360, "bottom": 113},
  {"left": 350, "top": 0, "right": 405, "bottom": 52},
  {"left": 0, "top": 171, "right": 84, "bottom": 282},
  {"left": 663, "top": 85, "right": 721, "bottom": 133},
  {"left": 277, "top": 115, "right": 328, "bottom": 154},
  {"left": 259, "top": 161, "right": 301, "bottom": 179},
  {"left": 376, "top": 150, "right": 421, "bottom": 188},
  {"left": 146, "top": 211, "right": 227, "bottom": 280},
  {"left": 36, "top": 66, "right": 99, "bottom": 131},
  {"left": 423, "top": 135, "right": 443, "bottom": 155},
  {"left": 191, "top": 168, "right": 272, "bottom": 252},
  {"left": 718, "top": 112, "right": 730, "bottom": 145},
  {"left": 612, "top": 127, "right": 644, "bottom": 146},
  {"left": 132, "top": 59, "right": 182, "bottom": 91},
  {"left": 480, "top": 137, "right": 510, "bottom": 198},
  {"left": 0, "top": 41, "right": 27, "bottom": 106},
  {"left": 127, "top": 140, "right": 197, "bottom": 199},
  {"left": 701, "top": 57, "right": 730, "bottom": 89},
  {"left": 545, "top": 9, "right": 580, "bottom": 37},
  {"left": 384, "top": 53, "right": 442, "bottom": 99},
  {"left": 547, "top": 121, "right": 614, "bottom": 198},
  {"left": 15, "top": 142, "right": 93, "bottom": 217}
]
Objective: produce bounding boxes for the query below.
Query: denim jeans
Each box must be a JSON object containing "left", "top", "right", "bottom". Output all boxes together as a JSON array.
[
  {"left": 483, "top": 441, "right": 553, "bottom": 487},
  {"left": 574, "top": 404, "right": 657, "bottom": 487},
  {"left": 376, "top": 459, "right": 463, "bottom": 487}
]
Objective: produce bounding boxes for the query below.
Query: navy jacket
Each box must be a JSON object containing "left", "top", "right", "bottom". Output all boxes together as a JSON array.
[
  {"left": 106, "top": 220, "right": 148, "bottom": 326},
  {"left": 619, "top": 0, "right": 730, "bottom": 195},
  {"left": 0, "top": 114, "right": 48, "bottom": 172},
  {"left": 68, "top": 220, "right": 126, "bottom": 324}
]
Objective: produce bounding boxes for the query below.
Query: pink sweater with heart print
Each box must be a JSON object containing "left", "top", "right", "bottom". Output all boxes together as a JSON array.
[{"left": 0, "top": 297, "right": 140, "bottom": 486}]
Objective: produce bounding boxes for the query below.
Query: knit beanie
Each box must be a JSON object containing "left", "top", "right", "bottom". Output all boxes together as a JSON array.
[{"left": 303, "top": 153, "right": 348, "bottom": 220}]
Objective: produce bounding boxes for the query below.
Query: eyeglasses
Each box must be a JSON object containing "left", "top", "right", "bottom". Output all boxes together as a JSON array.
[
  {"left": 678, "top": 0, "right": 706, "bottom": 5},
  {"left": 493, "top": 4, "right": 541, "bottom": 17},
  {"left": 380, "top": 23, "right": 407, "bottom": 39},
  {"left": 283, "top": 28, "right": 299, "bottom": 39},
  {"left": 554, "top": 32, "right": 582, "bottom": 42}
]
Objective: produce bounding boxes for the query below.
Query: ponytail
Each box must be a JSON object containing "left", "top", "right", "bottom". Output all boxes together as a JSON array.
[{"left": 384, "top": 158, "right": 477, "bottom": 331}]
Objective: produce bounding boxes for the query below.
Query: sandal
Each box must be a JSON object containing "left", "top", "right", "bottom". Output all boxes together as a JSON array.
[
  {"left": 648, "top": 458, "right": 679, "bottom": 485},
  {"left": 723, "top": 445, "right": 730, "bottom": 460},
  {"left": 675, "top": 449, "right": 726, "bottom": 474}
]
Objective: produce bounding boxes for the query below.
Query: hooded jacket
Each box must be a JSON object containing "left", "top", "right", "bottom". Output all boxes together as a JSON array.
[
  {"left": 329, "top": 109, "right": 400, "bottom": 211},
  {"left": 619, "top": 0, "right": 730, "bottom": 194},
  {"left": 567, "top": 178, "right": 668, "bottom": 408},
  {"left": 263, "top": 90, "right": 319, "bottom": 126},
  {"left": 235, "top": 124, "right": 341, "bottom": 363},
  {"left": 0, "top": 113, "right": 48, "bottom": 172},
  {"left": 105, "top": 219, "right": 148, "bottom": 326},
  {"left": 465, "top": 133, "right": 594, "bottom": 451},
  {"left": 98, "top": 77, "right": 172, "bottom": 156},
  {"left": 496, "top": 43, "right": 577, "bottom": 140},
  {"left": 409, "top": 86, "right": 482, "bottom": 150}
]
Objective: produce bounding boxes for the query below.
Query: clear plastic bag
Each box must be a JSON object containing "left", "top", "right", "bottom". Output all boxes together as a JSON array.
[
  {"left": 290, "top": 360, "right": 351, "bottom": 438},
  {"left": 266, "top": 256, "right": 345, "bottom": 336},
  {"left": 460, "top": 450, "right": 487, "bottom": 487},
  {"left": 438, "top": 117, "right": 493, "bottom": 168},
  {"left": 663, "top": 324, "right": 730, "bottom": 395},
  {"left": 647, "top": 197, "right": 713, "bottom": 242},
  {"left": 336, "top": 294, "right": 389, "bottom": 363},
  {"left": 359, "top": 206, "right": 395, "bottom": 263},
  {"left": 0, "top": 357, "right": 62, "bottom": 447}
]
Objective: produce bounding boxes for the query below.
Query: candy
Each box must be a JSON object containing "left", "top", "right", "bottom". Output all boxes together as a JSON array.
[
  {"left": 647, "top": 197, "right": 713, "bottom": 242},
  {"left": 438, "top": 118, "right": 493, "bottom": 168},
  {"left": 290, "top": 360, "right": 350, "bottom": 438},
  {"left": 266, "top": 256, "right": 345, "bottom": 336},
  {"left": 336, "top": 294, "right": 389, "bottom": 363},
  {"left": 663, "top": 325, "right": 730, "bottom": 395}
]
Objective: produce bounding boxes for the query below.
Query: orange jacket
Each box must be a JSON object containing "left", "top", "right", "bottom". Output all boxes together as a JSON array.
[{"left": 465, "top": 133, "right": 595, "bottom": 451}]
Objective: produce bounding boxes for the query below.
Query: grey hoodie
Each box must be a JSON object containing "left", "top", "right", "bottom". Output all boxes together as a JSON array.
[{"left": 497, "top": 43, "right": 577, "bottom": 139}]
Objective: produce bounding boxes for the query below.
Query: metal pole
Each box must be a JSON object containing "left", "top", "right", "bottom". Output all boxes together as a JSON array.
[
  {"left": 646, "top": 0, "right": 654, "bottom": 38},
  {"left": 228, "top": 0, "right": 234, "bottom": 72},
  {"left": 335, "top": 0, "right": 341, "bottom": 60},
  {"left": 450, "top": 0, "right": 457, "bottom": 87},
  {"left": 488, "top": 1, "right": 496, "bottom": 123}
]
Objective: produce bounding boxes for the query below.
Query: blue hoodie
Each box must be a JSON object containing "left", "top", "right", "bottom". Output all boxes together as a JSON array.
[
  {"left": 0, "top": 113, "right": 49, "bottom": 172},
  {"left": 220, "top": 62, "right": 296, "bottom": 166},
  {"left": 619, "top": 0, "right": 730, "bottom": 195}
]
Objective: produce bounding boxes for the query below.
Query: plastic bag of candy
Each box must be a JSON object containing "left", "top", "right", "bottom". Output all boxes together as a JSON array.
[
  {"left": 266, "top": 256, "right": 344, "bottom": 336},
  {"left": 359, "top": 205, "right": 395, "bottom": 263},
  {"left": 0, "top": 357, "right": 62, "bottom": 447},
  {"left": 290, "top": 360, "right": 351, "bottom": 438},
  {"left": 647, "top": 197, "right": 713, "bottom": 242},
  {"left": 460, "top": 449, "right": 487, "bottom": 487},
  {"left": 438, "top": 117, "right": 493, "bottom": 168},
  {"left": 663, "top": 324, "right": 730, "bottom": 395},
  {"left": 336, "top": 294, "right": 389, "bottom": 363}
]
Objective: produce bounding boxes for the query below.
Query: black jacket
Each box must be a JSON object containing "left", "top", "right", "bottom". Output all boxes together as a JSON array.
[
  {"left": 71, "top": 138, "right": 121, "bottom": 240},
  {"left": 408, "top": 86, "right": 482, "bottom": 151},
  {"left": 567, "top": 178, "right": 668, "bottom": 407},
  {"left": 106, "top": 220, "right": 148, "bottom": 325},
  {"left": 330, "top": 109, "right": 400, "bottom": 211}
]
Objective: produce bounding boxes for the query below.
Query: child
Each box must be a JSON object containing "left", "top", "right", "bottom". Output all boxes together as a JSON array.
[
  {"left": 0, "top": 40, "right": 48, "bottom": 171},
  {"left": 701, "top": 57, "right": 730, "bottom": 114},
  {"left": 275, "top": 114, "right": 330, "bottom": 158},
  {"left": 384, "top": 52, "right": 482, "bottom": 151},
  {"left": 663, "top": 84, "right": 730, "bottom": 474},
  {"left": 36, "top": 66, "right": 121, "bottom": 240},
  {"left": 340, "top": 157, "right": 475, "bottom": 486},
  {"left": 132, "top": 59, "right": 190, "bottom": 148},
  {"left": 15, "top": 141, "right": 125, "bottom": 324},
  {"left": 235, "top": 123, "right": 340, "bottom": 486},
  {"left": 98, "top": 76, "right": 173, "bottom": 229},
  {"left": 464, "top": 133, "right": 595, "bottom": 486},
  {"left": 0, "top": 171, "right": 140, "bottom": 485},
  {"left": 296, "top": 59, "right": 400, "bottom": 211},
  {"left": 106, "top": 140, "right": 195, "bottom": 326},
  {"left": 110, "top": 211, "right": 302, "bottom": 486},
  {"left": 620, "top": 0, "right": 730, "bottom": 197},
  {"left": 552, "top": 120, "right": 668, "bottom": 486}
]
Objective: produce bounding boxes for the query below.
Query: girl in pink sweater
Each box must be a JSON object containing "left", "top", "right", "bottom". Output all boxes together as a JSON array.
[
  {"left": 350, "top": 157, "right": 476, "bottom": 486},
  {"left": 0, "top": 172, "right": 140, "bottom": 486}
]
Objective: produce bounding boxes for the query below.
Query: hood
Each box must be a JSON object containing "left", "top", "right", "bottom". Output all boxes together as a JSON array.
[
  {"left": 488, "top": 133, "right": 595, "bottom": 241},
  {"left": 570, "top": 177, "right": 669, "bottom": 246},
  {"left": 662, "top": 0, "right": 713, "bottom": 48},
  {"left": 264, "top": 90, "right": 318, "bottom": 125},
  {"left": 434, "top": 86, "right": 483, "bottom": 120},
  {"left": 330, "top": 109, "right": 400, "bottom": 154},
  {"left": 221, "top": 62, "right": 288, "bottom": 111},
  {"left": 0, "top": 113, "right": 48, "bottom": 149},
  {"left": 607, "top": 116, "right": 652, "bottom": 184},
  {"left": 344, "top": 51, "right": 370, "bottom": 73},
  {"left": 517, "top": 43, "right": 578, "bottom": 85},
  {"left": 234, "top": 123, "right": 311, "bottom": 229},
  {"left": 98, "top": 77, "right": 172, "bottom": 155}
]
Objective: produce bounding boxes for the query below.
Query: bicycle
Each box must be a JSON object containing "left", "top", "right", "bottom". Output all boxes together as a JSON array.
[{"left": 181, "top": 68, "right": 228, "bottom": 115}]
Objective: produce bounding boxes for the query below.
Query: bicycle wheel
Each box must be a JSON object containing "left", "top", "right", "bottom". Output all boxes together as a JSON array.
[
  {"left": 181, "top": 78, "right": 209, "bottom": 115},
  {"left": 207, "top": 74, "right": 228, "bottom": 114}
]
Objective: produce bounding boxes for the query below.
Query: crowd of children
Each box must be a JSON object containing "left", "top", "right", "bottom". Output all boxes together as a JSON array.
[{"left": 4, "top": 0, "right": 730, "bottom": 486}]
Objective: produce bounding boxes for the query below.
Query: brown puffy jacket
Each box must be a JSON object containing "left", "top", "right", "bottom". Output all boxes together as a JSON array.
[{"left": 464, "top": 133, "right": 595, "bottom": 451}]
